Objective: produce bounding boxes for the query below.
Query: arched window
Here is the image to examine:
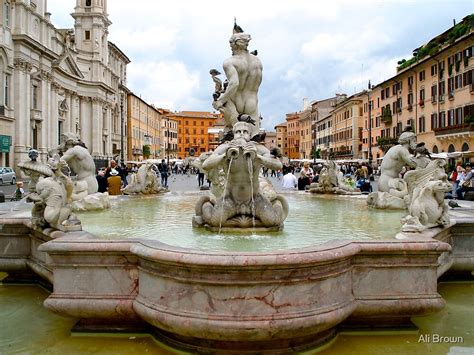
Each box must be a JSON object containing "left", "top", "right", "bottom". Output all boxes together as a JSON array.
[
  {"left": 461, "top": 142, "right": 469, "bottom": 152},
  {"left": 448, "top": 144, "right": 455, "bottom": 153},
  {"left": 86, "top": 0, "right": 91, "bottom": 7},
  {"left": 432, "top": 145, "right": 439, "bottom": 154}
]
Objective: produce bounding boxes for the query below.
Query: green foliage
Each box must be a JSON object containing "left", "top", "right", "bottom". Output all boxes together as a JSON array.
[
  {"left": 312, "top": 148, "right": 321, "bottom": 159},
  {"left": 465, "top": 115, "right": 474, "bottom": 125},
  {"left": 143, "top": 144, "right": 151, "bottom": 158},
  {"left": 377, "top": 137, "right": 398, "bottom": 153},
  {"left": 397, "top": 15, "right": 473, "bottom": 71}
]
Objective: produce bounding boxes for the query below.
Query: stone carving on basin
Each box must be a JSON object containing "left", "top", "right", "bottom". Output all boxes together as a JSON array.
[
  {"left": 122, "top": 161, "right": 166, "bottom": 195},
  {"left": 55, "top": 132, "right": 109, "bottom": 211},
  {"left": 368, "top": 132, "right": 447, "bottom": 210},
  {"left": 308, "top": 160, "right": 360, "bottom": 195},
  {"left": 193, "top": 21, "right": 288, "bottom": 232},
  {"left": 193, "top": 121, "right": 288, "bottom": 231},
  {"left": 27, "top": 154, "right": 82, "bottom": 232}
]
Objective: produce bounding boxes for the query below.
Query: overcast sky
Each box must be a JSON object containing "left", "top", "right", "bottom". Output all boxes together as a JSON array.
[{"left": 47, "top": 0, "right": 473, "bottom": 130}]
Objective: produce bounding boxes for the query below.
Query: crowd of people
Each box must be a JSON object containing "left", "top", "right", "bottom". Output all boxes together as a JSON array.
[
  {"left": 279, "top": 161, "right": 375, "bottom": 192},
  {"left": 449, "top": 162, "right": 473, "bottom": 200}
]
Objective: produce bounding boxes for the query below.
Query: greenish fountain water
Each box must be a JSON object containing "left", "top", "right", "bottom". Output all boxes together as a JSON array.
[
  {"left": 1, "top": 277, "right": 472, "bottom": 354},
  {"left": 77, "top": 192, "right": 406, "bottom": 252}
]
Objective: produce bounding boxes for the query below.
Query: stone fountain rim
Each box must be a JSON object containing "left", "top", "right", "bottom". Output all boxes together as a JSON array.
[{"left": 36, "top": 227, "right": 451, "bottom": 267}]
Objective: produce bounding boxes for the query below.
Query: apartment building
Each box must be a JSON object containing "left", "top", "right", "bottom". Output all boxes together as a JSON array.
[
  {"left": 286, "top": 112, "right": 300, "bottom": 159},
  {"left": 167, "top": 111, "right": 220, "bottom": 159},
  {"left": 274, "top": 122, "right": 288, "bottom": 157},
  {"left": 298, "top": 107, "right": 312, "bottom": 159},
  {"left": 311, "top": 97, "right": 336, "bottom": 158},
  {"left": 362, "top": 16, "right": 473, "bottom": 162},
  {"left": 263, "top": 131, "right": 277, "bottom": 151},
  {"left": 332, "top": 94, "right": 364, "bottom": 159}
]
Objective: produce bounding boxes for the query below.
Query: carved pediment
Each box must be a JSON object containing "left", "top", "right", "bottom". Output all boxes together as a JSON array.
[{"left": 52, "top": 52, "right": 84, "bottom": 79}]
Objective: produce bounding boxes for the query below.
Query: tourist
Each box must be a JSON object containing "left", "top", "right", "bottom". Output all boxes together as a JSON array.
[
  {"left": 298, "top": 170, "right": 311, "bottom": 191},
  {"left": 159, "top": 159, "right": 169, "bottom": 188},
  {"left": 282, "top": 168, "right": 297, "bottom": 190},
  {"left": 197, "top": 169, "right": 205, "bottom": 187},
  {"left": 107, "top": 168, "right": 122, "bottom": 195},
  {"left": 104, "top": 159, "right": 118, "bottom": 179},
  {"left": 119, "top": 164, "right": 129, "bottom": 187},
  {"left": 300, "top": 162, "right": 314, "bottom": 182},
  {"left": 96, "top": 170, "right": 108, "bottom": 193},
  {"left": 13, "top": 181, "right": 25, "bottom": 200},
  {"left": 451, "top": 161, "right": 464, "bottom": 198},
  {"left": 456, "top": 164, "right": 473, "bottom": 200}
]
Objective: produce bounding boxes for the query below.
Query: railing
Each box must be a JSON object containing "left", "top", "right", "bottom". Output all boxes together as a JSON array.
[
  {"left": 407, "top": 104, "right": 413, "bottom": 111},
  {"left": 433, "top": 123, "right": 474, "bottom": 136}
]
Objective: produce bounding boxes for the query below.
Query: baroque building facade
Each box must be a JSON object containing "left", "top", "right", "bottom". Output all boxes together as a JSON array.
[{"left": 0, "top": 0, "right": 130, "bottom": 170}]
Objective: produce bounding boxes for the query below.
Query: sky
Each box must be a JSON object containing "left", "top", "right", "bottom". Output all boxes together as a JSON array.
[{"left": 47, "top": 0, "right": 473, "bottom": 131}]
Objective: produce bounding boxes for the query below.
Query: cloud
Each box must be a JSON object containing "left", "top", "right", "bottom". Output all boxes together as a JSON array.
[
  {"left": 127, "top": 60, "right": 201, "bottom": 110},
  {"left": 46, "top": 0, "right": 473, "bottom": 132}
]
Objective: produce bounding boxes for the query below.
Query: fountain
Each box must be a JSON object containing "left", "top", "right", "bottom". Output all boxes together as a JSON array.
[{"left": 0, "top": 22, "right": 473, "bottom": 353}]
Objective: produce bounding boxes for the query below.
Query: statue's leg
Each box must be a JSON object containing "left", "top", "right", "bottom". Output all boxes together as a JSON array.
[
  {"left": 202, "top": 197, "right": 236, "bottom": 227},
  {"left": 44, "top": 206, "right": 61, "bottom": 226},
  {"left": 254, "top": 194, "right": 282, "bottom": 227}
]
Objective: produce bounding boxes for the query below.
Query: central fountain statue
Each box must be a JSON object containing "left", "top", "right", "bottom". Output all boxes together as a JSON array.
[{"left": 193, "top": 21, "right": 288, "bottom": 232}]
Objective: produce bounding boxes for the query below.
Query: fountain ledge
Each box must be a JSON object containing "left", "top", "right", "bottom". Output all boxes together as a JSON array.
[{"left": 1, "top": 218, "right": 473, "bottom": 351}]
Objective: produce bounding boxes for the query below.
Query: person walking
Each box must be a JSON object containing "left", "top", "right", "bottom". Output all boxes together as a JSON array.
[{"left": 159, "top": 159, "right": 169, "bottom": 188}]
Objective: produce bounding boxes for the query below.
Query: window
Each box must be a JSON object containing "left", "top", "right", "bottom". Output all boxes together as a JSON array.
[
  {"left": 32, "top": 83, "right": 39, "bottom": 109},
  {"left": 431, "top": 64, "right": 437, "bottom": 77},
  {"left": 439, "top": 111, "right": 446, "bottom": 128},
  {"left": 4, "top": 1, "right": 10, "bottom": 27},
  {"left": 86, "top": 0, "right": 92, "bottom": 6},
  {"left": 448, "top": 109, "right": 454, "bottom": 126},
  {"left": 4, "top": 74, "right": 9, "bottom": 106},
  {"left": 419, "top": 88, "right": 425, "bottom": 102},
  {"left": 85, "top": 30, "right": 91, "bottom": 40},
  {"left": 455, "top": 74, "right": 462, "bottom": 89},
  {"left": 418, "top": 116, "right": 425, "bottom": 133},
  {"left": 431, "top": 113, "right": 438, "bottom": 129},
  {"left": 419, "top": 70, "right": 425, "bottom": 81}
]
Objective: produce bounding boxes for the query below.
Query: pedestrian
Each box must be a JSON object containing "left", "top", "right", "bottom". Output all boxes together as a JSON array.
[
  {"left": 282, "top": 168, "right": 297, "bottom": 189},
  {"left": 107, "top": 168, "right": 122, "bottom": 195},
  {"left": 96, "top": 170, "right": 108, "bottom": 193},
  {"left": 456, "top": 164, "right": 473, "bottom": 200},
  {"left": 159, "top": 159, "right": 169, "bottom": 188},
  {"left": 13, "top": 181, "right": 25, "bottom": 200},
  {"left": 197, "top": 169, "right": 205, "bottom": 187}
]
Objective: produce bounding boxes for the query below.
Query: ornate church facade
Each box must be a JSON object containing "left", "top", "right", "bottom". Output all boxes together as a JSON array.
[{"left": 0, "top": 0, "right": 130, "bottom": 171}]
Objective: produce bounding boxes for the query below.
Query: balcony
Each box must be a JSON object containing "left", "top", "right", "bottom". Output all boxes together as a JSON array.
[
  {"left": 434, "top": 123, "right": 474, "bottom": 137},
  {"left": 431, "top": 96, "right": 437, "bottom": 103},
  {"left": 439, "top": 94, "right": 445, "bottom": 102},
  {"left": 419, "top": 99, "right": 424, "bottom": 107},
  {"left": 381, "top": 113, "right": 392, "bottom": 124},
  {"left": 407, "top": 103, "right": 413, "bottom": 111},
  {"left": 448, "top": 91, "right": 454, "bottom": 100}
]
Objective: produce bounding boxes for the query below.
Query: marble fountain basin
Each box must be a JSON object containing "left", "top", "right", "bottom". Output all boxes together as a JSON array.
[{"left": 0, "top": 192, "right": 472, "bottom": 352}]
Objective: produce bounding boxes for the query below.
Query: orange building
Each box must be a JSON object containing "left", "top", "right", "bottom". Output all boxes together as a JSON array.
[
  {"left": 275, "top": 122, "right": 288, "bottom": 157},
  {"left": 166, "top": 111, "right": 221, "bottom": 159},
  {"left": 286, "top": 112, "right": 300, "bottom": 159}
]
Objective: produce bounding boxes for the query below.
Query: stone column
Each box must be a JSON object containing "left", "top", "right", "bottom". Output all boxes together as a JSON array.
[
  {"left": 91, "top": 98, "right": 102, "bottom": 157},
  {"left": 13, "top": 58, "right": 32, "bottom": 165},
  {"left": 80, "top": 96, "right": 93, "bottom": 150}
]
